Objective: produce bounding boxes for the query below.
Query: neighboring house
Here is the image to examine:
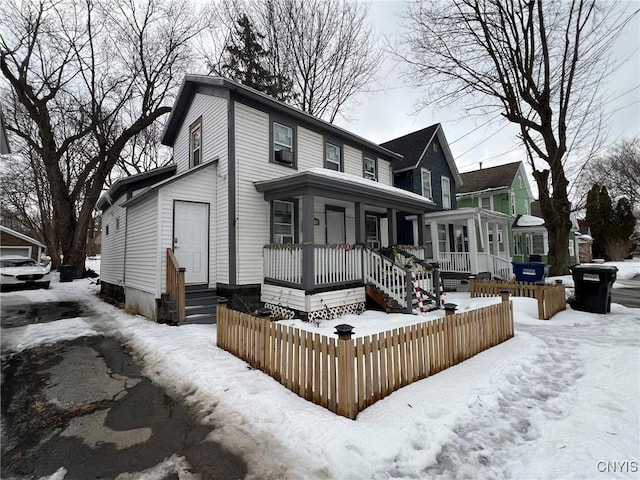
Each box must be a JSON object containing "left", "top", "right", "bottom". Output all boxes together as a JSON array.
[
  {"left": 519, "top": 200, "right": 581, "bottom": 266},
  {"left": 382, "top": 128, "right": 513, "bottom": 284},
  {"left": 456, "top": 162, "right": 532, "bottom": 272},
  {"left": 0, "top": 225, "right": 46, "bottom": 261},
  {"left": 99, "top": 76, "right": 439, "bottom": 323}
]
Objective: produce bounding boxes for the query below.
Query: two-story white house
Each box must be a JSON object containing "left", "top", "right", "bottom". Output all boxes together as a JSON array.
[{"left": 99, "top": 76, "right": 439, "bottom": 323}]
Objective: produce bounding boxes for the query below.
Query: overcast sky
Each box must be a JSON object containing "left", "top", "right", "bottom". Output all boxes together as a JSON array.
[{"left": 334, "top": 1, "right": 640, "bottom": 198}]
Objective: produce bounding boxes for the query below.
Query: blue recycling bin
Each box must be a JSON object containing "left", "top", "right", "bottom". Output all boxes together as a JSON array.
[{"left": 512, "top": 262, "right": 547, "bottom": 282}]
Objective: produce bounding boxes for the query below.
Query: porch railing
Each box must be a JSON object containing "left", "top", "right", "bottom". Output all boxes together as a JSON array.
[
  {"left": 363, "top": 248, "right": 408, "bottom": 309},
  {"left": 263, "top": 244, "right": 303, "bottom": 284},
  {"left": 166, "top": 248, "right": 186, "bottom": 321},
  {"left": 314, "top": 245, "right": 362, "bottom": 286},
  {"left": 438, "top": 252, "right": 471, "bottom": 273}
]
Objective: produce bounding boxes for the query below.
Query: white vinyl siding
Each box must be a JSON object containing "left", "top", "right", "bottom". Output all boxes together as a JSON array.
[
  {"left": 236, "top": 102, "right": 291, "bottom": 284},
  {"left": 174, "top": 93, "right": 228, "bottom": 174},
  {"left": 100, "top": 195, "right": 128, "bottom": 286},
  {"left": 343, "top": 145, "right": 362, "bottom": 177},
  {"left": 159, "top": 163, "right": 216, "bottom": 292},
  {"left": 297, "top": 126, "right": 323, "bottom": 170},
  {"left": 377, "top": 159, "right": 393, "bottom": 186},
  {"left": 125, "top": 193, "right": 158, "bottom": 294}
]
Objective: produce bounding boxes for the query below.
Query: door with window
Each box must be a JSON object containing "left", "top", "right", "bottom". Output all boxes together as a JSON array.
[
  {"left": 273, "top": 200, "right": 295, "bottom": 243},
  {"left": 326, "top": 206, "right": 346, "bottom": 244},
  {"left": 174, "top": 201, "right": 209, "bottom": 284}
]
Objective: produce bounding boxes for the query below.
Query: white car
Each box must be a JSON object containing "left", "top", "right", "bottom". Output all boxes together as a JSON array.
[{"left": 0, "top": 256, "right": 51, "bottom": 290}]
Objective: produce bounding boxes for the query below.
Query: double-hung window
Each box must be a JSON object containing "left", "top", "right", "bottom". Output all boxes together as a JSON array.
[
  {"left": 481, "top": 196, "right": 492, "bottom": 210},
  {"left": 421, "top": 168, "right": 432, "bottom": 199},
  {"left": 273, "top": 122, "right": 294, "bottom": 165},
  {"left": 441, "top": 176, "right": 451, "bottom": 209},
  {"left": 190, "top": 119, "right": 202, "bottom": 167},
  {"left": 364, "top": 157, "right": 377, "bottom": 180},
  {"left": 325, "top": 142, "right": 341, "bottom": 171},
  {"left": 273, "top": 200, "right": 294, "bottom": 244}
]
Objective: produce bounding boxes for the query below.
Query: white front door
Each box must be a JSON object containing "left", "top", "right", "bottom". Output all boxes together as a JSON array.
[
  {"left": 326, "top": 207, "right": 346, "bottom": 244},
  {"left": 174, "top": 201, "right": 209, "bottom": 284}
]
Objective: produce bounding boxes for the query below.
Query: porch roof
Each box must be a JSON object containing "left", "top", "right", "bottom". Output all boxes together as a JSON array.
[
  {"left": 421, "top": 207, "right": 512, "bottom": 224},
  {"left": 254, "top": 168, "right": 436, "bottom": 213}
]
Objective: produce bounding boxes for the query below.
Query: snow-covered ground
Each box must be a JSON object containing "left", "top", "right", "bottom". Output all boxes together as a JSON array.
[{"left": 1, "top": 258, "right": 639, "bottom": 479}]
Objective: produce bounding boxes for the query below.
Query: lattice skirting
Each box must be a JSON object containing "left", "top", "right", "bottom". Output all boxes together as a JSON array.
[
  {"left": 307, "top": 302, "right": 365, "bottom": 323},
  {"left": 264, "top": 303, "right": 296, "bottom": 320},
  {"left": 264, "top": 302, "right": 365, "bottom": 323}
]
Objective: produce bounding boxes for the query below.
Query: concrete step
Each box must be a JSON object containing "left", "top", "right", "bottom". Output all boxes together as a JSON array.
[{"left": 181, "top": 313, "right": 217, "bottom": 325}]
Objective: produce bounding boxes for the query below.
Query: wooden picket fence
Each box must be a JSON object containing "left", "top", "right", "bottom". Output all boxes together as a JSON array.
[
  {"left": 217, "top": 300, "right": 514, "bottom": 419},
  {"left": 469, "top": 279, "right": 566, "bottom": 320}
]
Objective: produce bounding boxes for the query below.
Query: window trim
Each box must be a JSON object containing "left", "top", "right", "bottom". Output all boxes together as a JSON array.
[
  {"left": 481, "top": 195, "right": 493, "bottom": 210},
  {"left": 441, "top": 176, "right": 451, "bottom": 209},
  {"left": 363, "top": 155, "right": 377, "bottom": 181},
  {"left": 270, "top": 118, "right": 297, "bottom": 169},
  {"left": 365, "top": 213, "right": 381, "bottom": 249},
  {"left": 421, "top": 168, "right": 432, "bottom": 199},
  {"left": 189, "top": 117, "right": 202, "bottom": 168},
  {"left": 324, "top": 139, "right": 343, "bottom": 172}
]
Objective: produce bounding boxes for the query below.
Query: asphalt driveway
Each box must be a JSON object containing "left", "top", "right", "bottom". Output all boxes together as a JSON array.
[{"left": 1, "top": 298, "right": 247, "bottom": 479}]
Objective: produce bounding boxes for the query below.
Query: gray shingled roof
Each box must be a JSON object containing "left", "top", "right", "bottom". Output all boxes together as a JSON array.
[
  {"left": 379, "top": 124, "right": 439, "bottom": 171},
  {"left": 458, "top": 161, "right": 522, "bottom": 194}
]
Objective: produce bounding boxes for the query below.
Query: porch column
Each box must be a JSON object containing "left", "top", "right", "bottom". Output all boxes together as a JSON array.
[
  {"left": 417, "top": 213, "right": 426, "bottom": 246},
  {"left": 387, "top": 208, "right": 397, "bottom": 246},
  {"left": 492, "top": 223, "right": 500, "bottom": 255},
  {"left": 354, "top": 202, "right": 365, "bottom": 244},
  {"left": 302, "top": 194, "right": 315, "bottom": 291},
  {"left": 504, "top": 224, "right": 512, "bottom": 259},
  {"left": 467, "top": 217, "right": 479, "bottom": 274},
  {"left": 430, "top": 220, "right": 439, "bottom": 262}
]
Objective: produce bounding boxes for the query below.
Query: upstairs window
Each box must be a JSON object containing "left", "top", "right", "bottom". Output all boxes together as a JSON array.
[
  {"left": 364, "top": 157, "right": 377, "bottom": 180},
  {"left": 441, "top": 176, "right": 451, "bottom": 209},
  {"left": 421, "top": 168, "right": 432, "bottom": 199},
  {"left": 481, "top": 196, "right": 492, "bottom": 210},
  {"left": 190, "top": 119, "right": 202, "bottom": 167},
  {"left": 325, "top": 142, "right": 341, "bottom": 171},
  {"left": 273, "top": 122, "right": 294, "bottom": 166}
]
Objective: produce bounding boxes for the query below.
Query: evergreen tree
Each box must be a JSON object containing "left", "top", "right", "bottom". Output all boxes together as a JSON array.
[
  {"left": 586, "top": 185, "right": 613, "bottom": 259},
  {"left": 222, "top": 14, "right": 293, "bottom": 102},
  {"left": 613, "top": 197, "right": 636, "bottom": 253}
]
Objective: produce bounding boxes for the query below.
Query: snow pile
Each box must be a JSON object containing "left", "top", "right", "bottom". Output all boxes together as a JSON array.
[{"left": 1, "top": 259, "right": 639, "bottom": 479}]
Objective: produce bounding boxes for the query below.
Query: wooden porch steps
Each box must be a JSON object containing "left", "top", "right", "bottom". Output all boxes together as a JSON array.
[
  {"left": 365, "top": 284, "right": 404, "bottom": 313},
  {"left": 164, "top": 285, "right": 221, "bottom": 325}
]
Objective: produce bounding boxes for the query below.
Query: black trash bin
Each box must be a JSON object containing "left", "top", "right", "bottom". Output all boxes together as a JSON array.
[
  {"left": 570, "top": 265, "right": 618, "bottom": 314},
  {"left": 59, "top": 265, "right": 75, "bottom": 282}
]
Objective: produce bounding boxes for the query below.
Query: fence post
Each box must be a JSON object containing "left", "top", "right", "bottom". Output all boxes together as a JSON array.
[
  {"left": 500, "top": 288, "right": 510, "bottom": 303},
  {"left": 257, "top": 307, "right": 272, "bottom": 369},
  {"left": 216, "top": 299, "right": 228, "bottom": 348},
  {"left": 335, "top": 324, "right": 356, "bottom": 419},
  {"left": 535, "top": 281, "right": 545, "bottom": 320},
  {"left": 444, "top": 303, "right": 457, "bottom": 316},
  {"left": 405, "top": 271, "right": 413, "bottom": 314}
]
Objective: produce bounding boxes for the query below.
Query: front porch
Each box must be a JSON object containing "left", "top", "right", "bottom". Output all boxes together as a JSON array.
[
  {"left": 254, "top": 170, "right": 441, "bottom": 320},
  {"left": 402, "top": 207, "right": 514, "bottom": 286}
]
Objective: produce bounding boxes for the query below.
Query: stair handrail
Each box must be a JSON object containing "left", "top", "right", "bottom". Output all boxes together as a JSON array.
[
  {"left": 166, "top": 248, "right": 186, "bottom": 321},
  {"left": 392, "top": 246, "right": 440, "bottom": 273}
]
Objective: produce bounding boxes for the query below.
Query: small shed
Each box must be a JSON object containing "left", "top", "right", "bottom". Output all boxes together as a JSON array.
[{"left": 0, "top": 225, "right": 46, "bottom": 261}]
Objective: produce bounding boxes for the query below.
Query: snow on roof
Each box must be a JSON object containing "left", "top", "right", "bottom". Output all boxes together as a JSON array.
[
  {"left": 300, "top": 168, "right": 436, "bottom": 205},
  {"left": 515, "top": 214, "right": 545, "bottom": 227}
]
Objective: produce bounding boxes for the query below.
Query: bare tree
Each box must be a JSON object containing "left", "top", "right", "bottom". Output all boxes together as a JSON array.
[
  {"left": 397, "top": 0, "right": 637, "bottom": 275},
  {"left": 208, "top": 0, "right": 381, "bottom": 123},
  {"left": 1, "top": 0, "right": 209, "bottom": 276}
]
